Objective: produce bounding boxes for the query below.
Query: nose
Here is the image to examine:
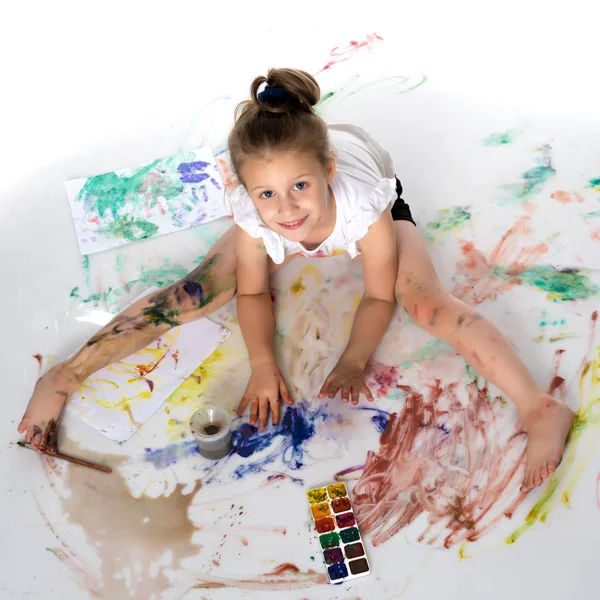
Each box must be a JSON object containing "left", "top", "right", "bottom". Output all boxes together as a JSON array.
[{"left": 277, "top": 193, "right": 298, "bottom": 216}]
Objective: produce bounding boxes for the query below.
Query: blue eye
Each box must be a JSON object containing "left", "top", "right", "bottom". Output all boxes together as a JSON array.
[
  {"left": 293, "top": 182, "right": 306, "bottom": 191},
  {"left": 261, "top": 190, "right": 274, "bottom": 199}
]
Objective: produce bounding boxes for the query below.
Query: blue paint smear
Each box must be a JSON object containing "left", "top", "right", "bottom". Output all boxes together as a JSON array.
[
  {"left": 231, "top": 401, "right": 327, "bottom": 477},
  {"left": 143, "top": 401, "right": 328, "bottom": 476},
  {"left": 356, "top": 406, "right": 391, "bottom": 433},
  {"left": 144, "top": 440, "right": 200, "bottom": 469}
]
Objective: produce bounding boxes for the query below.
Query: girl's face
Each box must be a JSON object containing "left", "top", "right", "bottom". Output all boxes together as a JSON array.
[{"left": 240, "top": 150, "right": 336, "bottom": 243}]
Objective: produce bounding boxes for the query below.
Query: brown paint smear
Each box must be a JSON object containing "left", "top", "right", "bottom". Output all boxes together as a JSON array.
[
  {"left": 352, "top": 380, "right": 528, "bottom": 548},
  {"left": 41, "top": 439, "right": 325, "bottom": 596},
  {"left": 42, "top": 440, "right": 202, "bottom": 598}
]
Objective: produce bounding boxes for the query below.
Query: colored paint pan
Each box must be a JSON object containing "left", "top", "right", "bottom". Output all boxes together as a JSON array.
[{"left": 306, "top": 482, "right": 371, "bottom": 583}]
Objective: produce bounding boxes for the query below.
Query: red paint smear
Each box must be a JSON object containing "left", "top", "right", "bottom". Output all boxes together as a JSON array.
[
  {"left": 453, "top": 215, "right": 549, "bottom": 306},
  {"left": 217, "top": 157, "right": 235, "bottom": 189},
  {"left": 143, "top": 378, "right": 155, "bottom": 392},
  {"left": 265, "top": 563, "right": 301, "bottom": 576},
  {"left": 172, "top": 350, "right": 180, "bottom": 367},
  {"left": 240, "top": 536, "right": 249, "bottom": 546},
  {"left": 315, "top": 34, "right": 384, "bottom": 75},
  {"left": 353, "top": 379, "right": 528, "bottom": 548},
  {"left": 135, "top": 348, "right": 170, "bottom": 379},
  {"left": 591, "top": 229, "right": 600, "bottom": 241},
  {"left": 551, "top": 190, "right": 583, "bottom": 204},
  {"left": 33, "top": 354, "right": 43, "bottom": 376},
  {"left": 87, "top": 216, "right": 100, "bottom": 224},
  {"left": 365, "top": 360, "right": 400, "bottom": 397}
]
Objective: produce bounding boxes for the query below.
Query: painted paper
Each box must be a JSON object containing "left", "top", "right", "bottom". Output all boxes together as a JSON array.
[
  {"left": 65, "top": 147, "right": 229, "bottom": 255},
  {"left": 66, "top": 317, "right": 230, "bottom": 443}
]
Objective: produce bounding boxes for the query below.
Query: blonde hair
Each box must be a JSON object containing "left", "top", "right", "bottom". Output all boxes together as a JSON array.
[{"left": 228, "top": 68, "right": 331, "bottom": 183}]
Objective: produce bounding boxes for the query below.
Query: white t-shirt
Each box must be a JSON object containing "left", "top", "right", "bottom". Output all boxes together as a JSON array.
[{"left": 224, "top": 123, "right": 397, "bottom": 264}]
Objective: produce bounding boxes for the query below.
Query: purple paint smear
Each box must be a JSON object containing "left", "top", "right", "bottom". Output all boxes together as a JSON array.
[{"left": 178, "top": 160, "right": 211, "bottom": 184}]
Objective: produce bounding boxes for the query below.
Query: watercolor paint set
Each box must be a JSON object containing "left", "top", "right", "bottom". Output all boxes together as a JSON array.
[{"left": 306, "top": 482, "right": 370, "bottom": 583}]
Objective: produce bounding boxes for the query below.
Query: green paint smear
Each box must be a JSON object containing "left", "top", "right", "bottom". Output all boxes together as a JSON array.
[
  {"left": 400, "top": 339, "right": 447, "bottom": 369},
  {"left": 143, "top": 305, "right": 180, "bottom": 327},
  {"left": 316, "top": 74, "right": 427, "bottom": 116},
  {"left": 81, "top": 254, "right": 92, "bottom": 289},
  {"left": 585, "top": 210, "right": 600, "bottom": 218},
  {"left": 494, "top": 265, "right": 600, "bottom": 301},
  {"left": 500, "top": 146, "right": 555, "bottom": 202},
  {"left": 70, "top": 260, "right": 190, "bottom": 311},
  {"left": 115, "top": 253, "right": 126, "bottom": 272},
  {"left": 482, "top": 129, "right": 520, "bottom": 146},
  {"left": 426, "top": 206, "right": 472, "bottom": 237},
  {"left": 78, "top": 157, "right": 185, "bottom": 220},
  {"left": 98, "top": 216, "right": 159, "bottom": 242},
  {"left": 589, "top": 176, "right": 600, "bottom": 187}
]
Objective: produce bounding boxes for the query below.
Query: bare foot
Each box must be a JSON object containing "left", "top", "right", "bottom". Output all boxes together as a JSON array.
[
  {"left": 17, "top": 364, "right": 79, "bottom": 453},
  {"left": 520, "top": 394, "right": 574, "bottom": 493}
]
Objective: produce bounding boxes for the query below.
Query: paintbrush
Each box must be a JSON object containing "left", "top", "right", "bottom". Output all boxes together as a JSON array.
[{"left": 17, "top": 440, "right": 112, "bottom": 473}]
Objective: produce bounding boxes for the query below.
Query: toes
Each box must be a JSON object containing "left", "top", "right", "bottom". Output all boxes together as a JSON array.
[
  {"left": 540, "top": 462, "right": 549, "bottom": 480},
  {"left": 520, "top": 468, "right": 533, "bottom": 493},
  {"left": 533, "top": 467, "right": 543, "bottom": 488},
  {"left": 547, "top": 458, "right": 559, "bottom": 474}
]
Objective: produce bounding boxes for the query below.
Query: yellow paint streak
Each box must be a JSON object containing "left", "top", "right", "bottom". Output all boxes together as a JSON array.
[
  {"left": 505, "top": 346, "right": 600, "bottom": 545},
  {"left": 290, "top": 264, "right": 323, "bottom": 295},
  {"left": 165, "top": 348, "right": 229, "bottom": 439},
  {"left": 81, "top": 378, "right": 119, "bottom": 390},
  {"left": 290, "top": 277, "right": 306, "bottom": 295}
]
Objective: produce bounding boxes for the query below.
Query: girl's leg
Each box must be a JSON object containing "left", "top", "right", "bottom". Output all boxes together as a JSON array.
[
  {"left": 21, "top": 227, "right": 240, "bottom": 448},
  {"left": 20, "top": 224, "right": 295, "bottom": 450},
  {"left": 392, "top": 221, "right": 573, "bottom": 493}
]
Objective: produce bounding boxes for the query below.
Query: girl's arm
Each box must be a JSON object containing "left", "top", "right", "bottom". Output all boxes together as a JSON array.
[
  {"left": 320, "top": 209, "right": 397, "bottom": 403},
  {"left": 235, "top": 227, "right": 294, "bottom": 429},
  {"left": 235, "top": 227, "right": 277, "bottom": 366},
  {"left": 342, "top": 209, "right": 398, "bottom": 368}
]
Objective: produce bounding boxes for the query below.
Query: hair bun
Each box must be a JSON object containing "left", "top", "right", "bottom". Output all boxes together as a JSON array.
[{"left": 250, "top": 68, "right": 320, "bottom": 114}]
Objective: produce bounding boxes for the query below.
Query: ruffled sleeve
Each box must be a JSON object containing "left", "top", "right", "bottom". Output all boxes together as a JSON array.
[
  {"left": 337, "top": 175, "right": 397, "bottom": 257},
  {"left": 222, "top": 185, "right": 286, "bottom": 264}
]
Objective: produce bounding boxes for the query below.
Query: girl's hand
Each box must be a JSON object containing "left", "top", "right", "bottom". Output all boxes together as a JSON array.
[
  {"left": 319, "top": 358, "right": 374, "bottom": 405},
  {"left": 236, "top": 361, "right": 295, "bottom": 431}
]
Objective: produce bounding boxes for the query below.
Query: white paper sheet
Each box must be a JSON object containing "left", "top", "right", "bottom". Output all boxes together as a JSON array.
[
  {"left": 65, "top": 146, "right": 230, "bottom": 255},
  {"left": 66, "top": 318, "right": 230, "bottom": 443}
]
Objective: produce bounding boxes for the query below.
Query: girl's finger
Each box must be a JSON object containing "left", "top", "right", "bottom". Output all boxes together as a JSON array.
[
  {"left": 249, "top": 398, "right": 259, "bottom": 426},
  {"left": 351, "top": 386, "right": 360, "bottom": 405},
  {"left": 258, "top": 397, "right": 269, "bottom": 431},
  {"left": 362, "top": 384, "right": 375, "bottom": 403},
  {"left": 319, "top": 378, "right": 333, "bottom": 398},
  {"left": 270, "top": 395, "right": 281, "bottom": 426},
  {"left": 280, "top": 379, "right": 295, "bottom": 405},
  {"left": 341, "top": 384, "right": 351, "bottom": 403},
  {"left": 236, "top": 394, "right": 251, "bottom": 416}
]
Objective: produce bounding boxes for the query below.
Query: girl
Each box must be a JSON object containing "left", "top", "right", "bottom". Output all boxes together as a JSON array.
[{"left": 18, "top": 68, "right": 573, "bottom": 494}]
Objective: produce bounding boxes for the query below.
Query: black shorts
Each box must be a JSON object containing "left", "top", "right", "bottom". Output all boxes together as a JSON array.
[{"left": 391, "top": 177, "right": 416, "bottom": 225}]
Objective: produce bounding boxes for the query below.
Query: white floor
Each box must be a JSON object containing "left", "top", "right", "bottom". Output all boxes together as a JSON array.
[{"left": 2, "top": 3, "right": 600, "bottom": 599}]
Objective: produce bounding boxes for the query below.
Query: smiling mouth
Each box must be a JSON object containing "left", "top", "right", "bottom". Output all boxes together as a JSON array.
[{"left": 278, "top": 215, "right": 308, "bottom": 230}]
